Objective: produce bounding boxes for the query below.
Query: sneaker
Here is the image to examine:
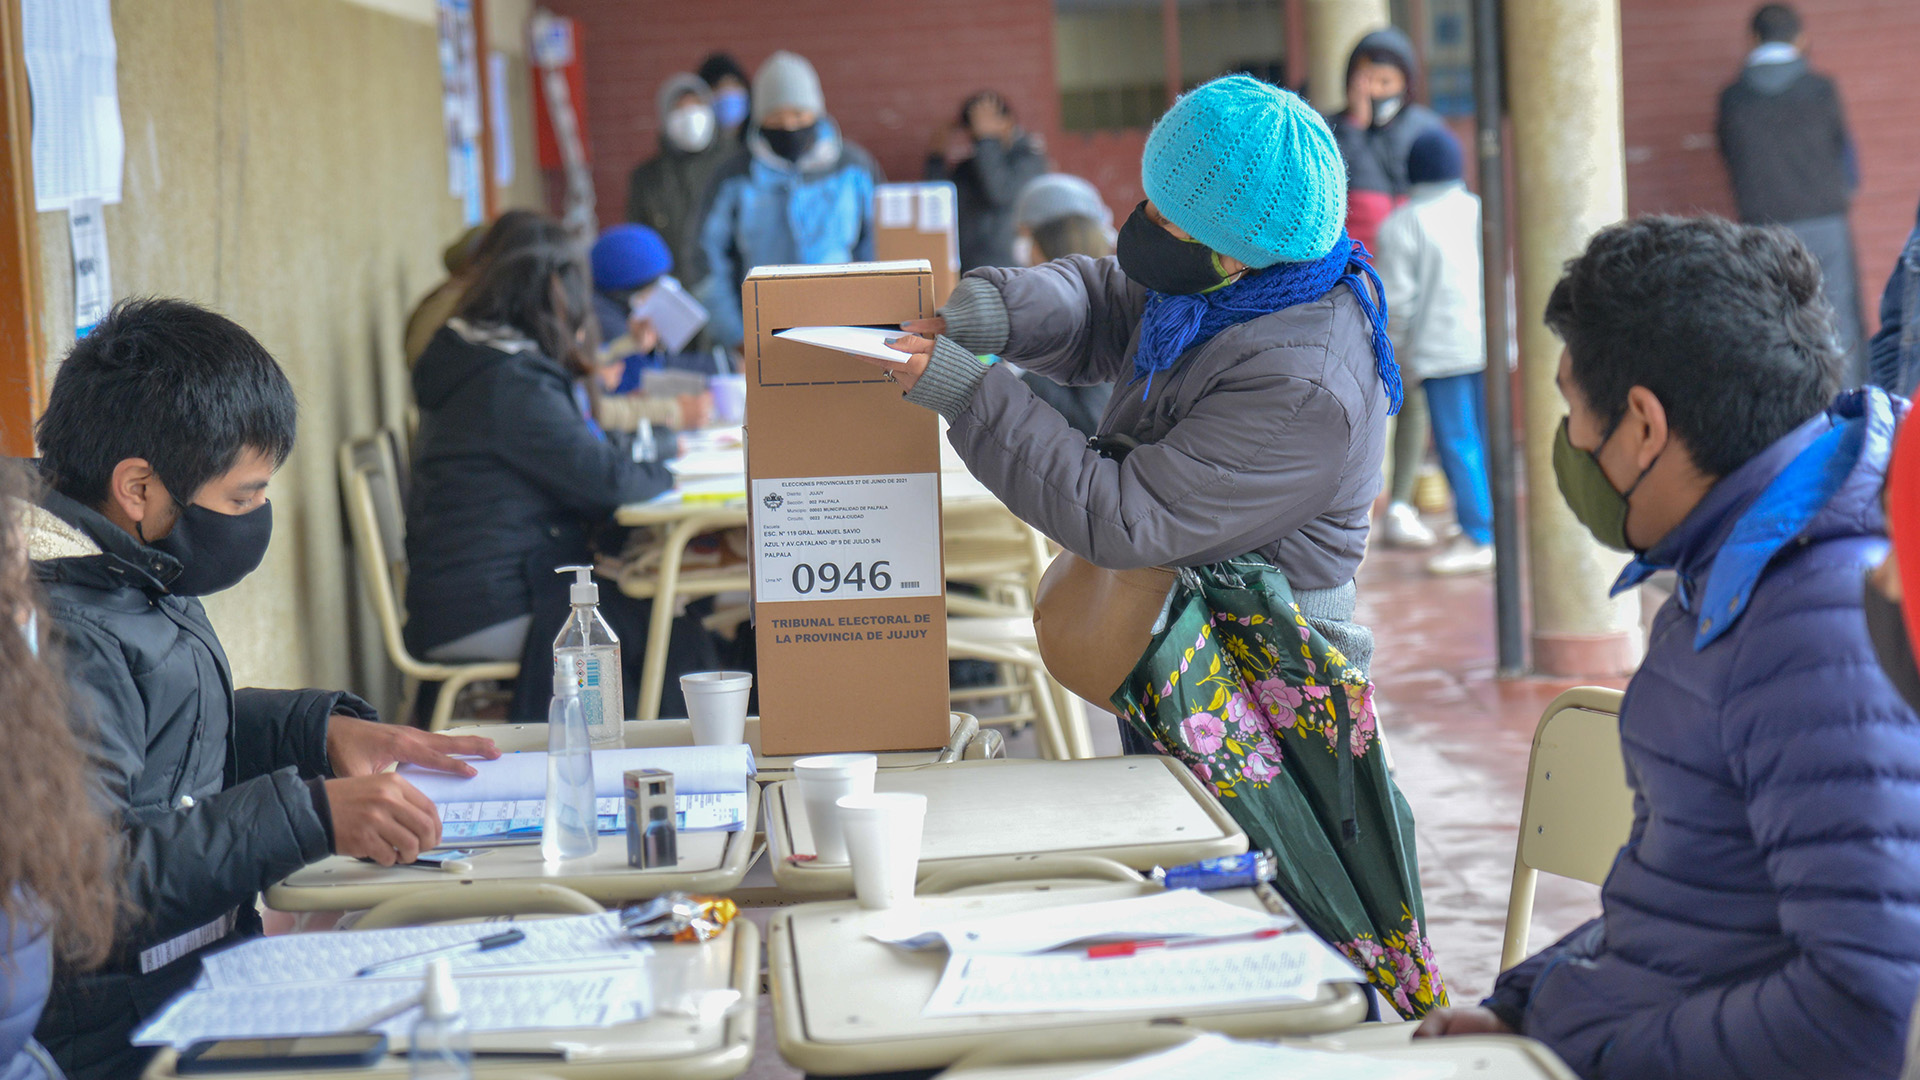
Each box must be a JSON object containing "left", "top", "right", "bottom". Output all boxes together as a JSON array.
[
  {"left": 1383, "top": 502, "right": 1438, "bottom": 549},
  {"left": 1428, "top": 538, "right": 1495, "bottom": 576}
]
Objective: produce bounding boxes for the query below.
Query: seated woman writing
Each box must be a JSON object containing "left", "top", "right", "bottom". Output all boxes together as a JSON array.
[{"left": 405, "top": 224, "right": 721, "bottom": 720}]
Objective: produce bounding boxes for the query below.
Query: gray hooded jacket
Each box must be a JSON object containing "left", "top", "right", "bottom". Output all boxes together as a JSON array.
[{"left": 909, "top": 256, "right": 1389, "bottom": 593}]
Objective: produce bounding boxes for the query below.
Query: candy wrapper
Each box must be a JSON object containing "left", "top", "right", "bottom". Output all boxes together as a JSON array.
[{"left": 620, "top": 892, "right": 739, "bottom": 944}]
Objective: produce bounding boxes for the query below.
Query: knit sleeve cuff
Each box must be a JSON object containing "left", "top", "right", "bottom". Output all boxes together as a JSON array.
[
  {"left": 937, "top": 277, "right": 1010, "bottom": 355},
  {"left": 903, "top": 336, "right": 991, "bottom": 422}
]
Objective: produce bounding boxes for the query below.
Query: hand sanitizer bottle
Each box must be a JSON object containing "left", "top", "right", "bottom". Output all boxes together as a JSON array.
[
  {"left": 553, "top": 565, "right": 624, "bottom": 749},
  {"left": 542, "top": 656, "right": 598, "bottom": 863},
  {"left": 408, "top": 959, "right": 472, "bottom": 1079}
]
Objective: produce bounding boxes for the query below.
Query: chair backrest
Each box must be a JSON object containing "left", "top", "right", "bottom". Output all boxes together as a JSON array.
[
  {"left": 1519, "top": 686, "right": 1635, "bottom": 884},
  {"left": 338, "top": 433, "right": 417, "bottom": 672}
]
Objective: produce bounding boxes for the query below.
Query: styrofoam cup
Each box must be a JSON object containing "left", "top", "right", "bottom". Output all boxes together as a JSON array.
[
  {"left": 680, "top": 671, "right": 752, "bottom": 745},
  {"left": 837, "top": 792, "right": 928, "bottom": 910},
  {"left": 710, "top": 373, "right": 748, "bottom": 425},
  {"left": 792, "top": 753, "right": 878, "bottom": 862}
]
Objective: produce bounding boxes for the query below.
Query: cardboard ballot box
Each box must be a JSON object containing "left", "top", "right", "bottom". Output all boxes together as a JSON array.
[
  {"left": 874, "top": 183, "right": 960, "bottom": 305},
  {"left": 743, "top": 260, "right": 951, "bottom": 755}
]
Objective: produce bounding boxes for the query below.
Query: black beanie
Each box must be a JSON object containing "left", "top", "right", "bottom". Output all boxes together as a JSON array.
[
  {"left": 698, "top": 52, "right": 749, "bottom": 90},
  {"left": 1407, "top": 127, "right": 1464, "bottom": 185}
]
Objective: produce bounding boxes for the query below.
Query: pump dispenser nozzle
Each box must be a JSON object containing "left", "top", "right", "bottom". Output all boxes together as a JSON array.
[{"left": 557, "top": 565, "right": 598, "bottom": 605}]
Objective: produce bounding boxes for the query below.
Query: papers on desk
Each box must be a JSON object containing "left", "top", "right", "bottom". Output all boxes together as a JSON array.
[
  {"left": 134, "top": 913, "right": 654, "bottom": 1050},
  {"left": 400, "top": 745, "right": 755, "bottom": 845},
  {"left": 920, "top": 929, "right": 1361, "bottom": 1017},
  {"left": 873, "top": 889, "right": 1292, "bottom": 954},
  {"left": 667, "top": 447, "right": 746, "bottom": 479},
  {"left": 774, "top": 325, "right": 916, "bottom": 364},
  {"left": 1084, "top": 1034, "right": 1455, "bottom": 1080}
]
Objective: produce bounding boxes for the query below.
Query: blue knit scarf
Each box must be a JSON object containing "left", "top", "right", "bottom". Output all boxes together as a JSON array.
[{"left": 1131, "top": 232, "right": 1403, "bottom": 414}]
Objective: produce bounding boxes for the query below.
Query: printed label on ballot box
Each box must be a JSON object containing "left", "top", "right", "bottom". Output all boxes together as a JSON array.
[{"left": 752, "top": 472, "right": 941, "bottom": 605}]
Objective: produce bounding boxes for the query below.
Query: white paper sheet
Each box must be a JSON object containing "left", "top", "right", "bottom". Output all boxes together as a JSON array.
[
  {"left": 134, "top": 968, "right": 652, "bottom": 1050},
  {"left": 667, "top": 448, "right": 746, "bottom": 479},
  {"left": 918, "top": 184, "right": 954, "bottom": 234},
  {"left": 774, "top": 325, "right": 915, "bottom": 363},
  {"left": 398, "top": 744, "right": 754, "bottom": 803},
  {"left": 68, "top": 198, "right": 111, "bottom": 336},
  {"left": 877, "top": 186, "right": 916, "bottom": 229},
  {"left": 631, "top": 275, "right": 709, "bottom": 353},
  {"left": 873, "top": 889, "right": 1293, "bottom": 955},
  {"left": 197, "top": 912, "right": 646, "bottom": 989},
  {"left": 752, "top": 473, "right": 943, "bottom": 605},
  {"left": 920, "top": 931, "right": 1362, "bottom": 1017},
  {"left": 1084, "top": 1034, "right": 1455, "bottom": 1080},
  {"left": 22, "top": 0, "right": 123, "bottom": 210}
]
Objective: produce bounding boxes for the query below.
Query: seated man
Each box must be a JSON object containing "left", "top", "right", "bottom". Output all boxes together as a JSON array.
[
  {"left": 1418, "top": 216, "right": 1920, "bottom": 1078},
  {"left": 24, "top": 298, "right": 498, "bottom": 1079}
]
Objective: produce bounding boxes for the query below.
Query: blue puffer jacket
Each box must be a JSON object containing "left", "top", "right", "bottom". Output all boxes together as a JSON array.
[
  {"left": 1489, "top": 388, "right": 1920, "bottom": 1079},
  {"left": 2, "top": 905, "right": 61, "bottom": 1080},
  {"left": 696, "top": 117, "right": 879, "bottom": 347}
]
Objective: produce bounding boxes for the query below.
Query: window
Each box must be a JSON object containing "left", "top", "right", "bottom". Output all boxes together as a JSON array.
[
  {"left": 1056, "top": 0, "right": 1167, "bottom": 132},
  {"left": 1055, "top": 0, "right": 1287, "bottom": 133}
]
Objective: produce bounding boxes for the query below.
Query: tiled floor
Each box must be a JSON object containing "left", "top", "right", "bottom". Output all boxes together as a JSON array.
[{"left": 739, "top": 536, "right": 1618, "bottom": 1077}]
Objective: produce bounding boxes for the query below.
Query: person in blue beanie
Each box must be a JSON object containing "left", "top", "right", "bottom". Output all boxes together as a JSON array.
[
  {"left": 876, "top": 73, "right": 1397, "bottom": 675},
  {"left": 587, "top": 224, "right": 711, "bottom": 434},
  {"left": 589, "top": 223, "right": 673, "bottom": 347},
  {"left": 1418, "top": 216, "right": 1920, "bottom": 1080},
  {"left": 1375, "top": 128, "right": 1495, "bottom": 576}
]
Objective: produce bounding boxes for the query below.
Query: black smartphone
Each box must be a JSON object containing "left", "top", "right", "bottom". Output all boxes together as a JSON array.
[{"left": 176, "top": 1033, "right": 387, "bottom": 1073}]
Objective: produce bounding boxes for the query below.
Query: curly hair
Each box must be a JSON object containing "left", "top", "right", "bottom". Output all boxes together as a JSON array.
[
  {"left": 1545, "top": 215, "right": 1842, "bottom": 479},
  {"left": 0, "top": 462, "right": 120, "bottom": 967}
]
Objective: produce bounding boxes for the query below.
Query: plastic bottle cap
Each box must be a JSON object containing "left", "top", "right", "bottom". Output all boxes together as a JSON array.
[
  {"left": 553, "top": 657, "right": 580, "bottom": 697},
  {"left": 557, "top": 564, "right": 598, "bottom": 605},
  {"left": 423, "top": 957, "right": 459, "bottom": 1018}
]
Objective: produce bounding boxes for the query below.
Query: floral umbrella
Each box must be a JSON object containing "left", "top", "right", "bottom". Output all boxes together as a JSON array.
[{"left": 1110, "top": 557, "right": 1447, "bottom": 1019}]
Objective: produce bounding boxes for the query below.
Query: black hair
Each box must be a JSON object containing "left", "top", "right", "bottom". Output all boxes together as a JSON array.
[
  {"left": 37, "top": 298, "right": 297, "bottom": 508},
  {"left": 697, "top": 52, "right": 749, "bottom": 91},
  {"left": 457, "top": 241, "right": 596, "bottom": 375},
  {"left": 1752, "top": 3, "right": 1802, "bottom": 43},
  {"left": 470, "top": 209, "right": 567, "bottom": 272},
  {"left": 1545, "top": 215, "right": 1840, "bottom": 479},
  {"left": 957, "top": 90, "right": 1012, "bottom": 127}
]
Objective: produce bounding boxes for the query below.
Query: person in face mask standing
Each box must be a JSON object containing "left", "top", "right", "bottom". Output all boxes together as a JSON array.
[
  {"left": 697, "top": 52, "right": 751, "bottom": 141},
  {"left": 20, "top": 299, "right": 501, "bottom": 1079},
  {"left": 1418, "top": 216, "right": 1920, "bottom": 1080},
  {"left": 626, "top": 72, "right": 731, "bottom": 289},
  {"left": 695, "top": 50, "right": 881, "bottom": 348},
  {"left": 1327, "top": 27, "right": 1449, "bottom": 553}
]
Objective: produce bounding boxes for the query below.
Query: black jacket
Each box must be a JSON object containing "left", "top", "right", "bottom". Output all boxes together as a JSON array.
[
  {"left": 1717, "top": 58, "right": 1854, "bottom": 224},
  {"left": 25, "top": 488, "right": 372, "bottom": 1079},
  {"left": 927, "top": 132, "right": 1049, "bottom": 270},
  {"left": 405, "top": 323, "right": 673, "bottom": 655},
  {"left": 626, "top": 133, "right": 735, "bottom": 286}
]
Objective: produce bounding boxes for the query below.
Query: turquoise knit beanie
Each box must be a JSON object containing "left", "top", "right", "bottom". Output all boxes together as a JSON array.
[{"left": 1141, "top": 74, "right": 1347, "bottom": 268}]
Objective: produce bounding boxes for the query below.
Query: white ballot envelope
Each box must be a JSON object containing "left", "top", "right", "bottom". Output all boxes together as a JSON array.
[{"left": 774, "top": 325, "right": 917, "bottom": 364}]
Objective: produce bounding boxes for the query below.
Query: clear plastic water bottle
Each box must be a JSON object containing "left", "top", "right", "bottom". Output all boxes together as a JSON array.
[
  {"left": 408, "top": 959, "right": 472, "bottom": 1079},
  {"left": 542, "top": 656, "right": 598, "bottom": 863},
  {"left": 553, "top": 565, "right": 624, "bottom": 749}
]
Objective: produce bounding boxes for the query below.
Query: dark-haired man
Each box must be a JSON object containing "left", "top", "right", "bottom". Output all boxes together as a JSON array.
[
  {"left": 22, "top": 298, "right": 498, "bottom": 1078},
  {"left": 1718, "top": 2, "right": 1865, "bottom": 383},
  {"left": 1418, "top": 217, "right": 1920, "bottom": 1078}
]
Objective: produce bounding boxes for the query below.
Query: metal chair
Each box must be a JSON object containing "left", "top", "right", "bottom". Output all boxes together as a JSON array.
[
  {"left": 1500, "top": 686, "right": 1636, "bottom": 971},
  {"left": 339, "top": 432, "right": 519, "bottom": 731}
]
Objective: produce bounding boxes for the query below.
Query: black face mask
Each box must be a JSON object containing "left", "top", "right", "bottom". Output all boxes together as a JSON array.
[
  {"left": 150, "top": 500, "right": 274, "bottom": 596},
  {"left": 1116, "top": 202, "right": 1229, "bottom": 295},
  {"left": 761, "top": 122, "right": 819, "bottom": 162},
  {"left": 1863, "top": 576, "right": 1920, "bottom": 713}
]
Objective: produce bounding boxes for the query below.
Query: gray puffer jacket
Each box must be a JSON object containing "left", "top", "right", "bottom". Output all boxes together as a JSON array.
[{"left": 907, "top": 256, "right": 1388, "bottom": 591}]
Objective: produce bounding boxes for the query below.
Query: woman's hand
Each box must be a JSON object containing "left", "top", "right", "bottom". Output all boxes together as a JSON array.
[{"left": 840, "top": 332, "right": 935, "bottom": 393}]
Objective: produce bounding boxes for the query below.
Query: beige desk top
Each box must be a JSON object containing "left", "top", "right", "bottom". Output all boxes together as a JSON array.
[
  {"left": 767, "top": 881, "right": 1368, "bottom": 1076},
  {"left": 141, "top": 919, "right": 759, "bottom": 1080},
  {"left": 934, "top": 1028, "right": 1579, "bottom": 1079},
  {"left": 439, "top": 713, "right": 997, "bottom": 780},
  {"left": 766, "top": 756, "right": 1245, "bottom": 896},
  {"left": 265, "top": 785, "right": 760, "bottom": 912}
]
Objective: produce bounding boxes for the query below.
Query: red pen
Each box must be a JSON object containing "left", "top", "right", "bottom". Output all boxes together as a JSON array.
[{"left": 1085, "top": 926, "right": 1285, "bottom": 959}]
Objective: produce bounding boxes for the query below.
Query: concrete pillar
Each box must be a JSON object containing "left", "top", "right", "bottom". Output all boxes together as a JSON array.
[
  {"left": 1300, "top": 0, "right": 1389, "bottom": 114},
  {"left": 1506, "top": 0, "right": 1643, "bottom": 676}
]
